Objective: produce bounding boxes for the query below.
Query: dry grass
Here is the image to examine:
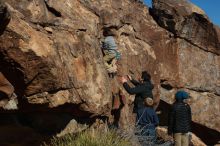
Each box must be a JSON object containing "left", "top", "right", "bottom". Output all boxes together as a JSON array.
[{"left": 43, "top": 128, "right": 131, "bottom": 146}]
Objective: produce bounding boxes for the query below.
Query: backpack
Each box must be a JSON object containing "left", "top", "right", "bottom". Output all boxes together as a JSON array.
[{"left": 114, "top": 50, "right": 121, "bottom": 60}]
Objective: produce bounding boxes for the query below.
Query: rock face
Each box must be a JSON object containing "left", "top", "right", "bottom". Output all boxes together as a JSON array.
[
  {"left": 0, "top": 0, "right": 111, "bottom": 114},
  {"left": 151, "top": 0, "right": 220, "bottom": 134},
  {"left": 0, "top": 1, "right": 11, "bottom": 34},
  {"left": 0, "top": 72, "right": 14, "bottom": 99},
  {"left": 151, "top": 0, "right": 220, "bottom": 54},
  {"left": 0, "top": 0, "right": 219, "bottom": 145}
]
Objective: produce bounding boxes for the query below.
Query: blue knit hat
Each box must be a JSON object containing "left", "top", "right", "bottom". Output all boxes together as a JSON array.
[{"left": 175, "top": 90, "right": 189, "bottom": 100}]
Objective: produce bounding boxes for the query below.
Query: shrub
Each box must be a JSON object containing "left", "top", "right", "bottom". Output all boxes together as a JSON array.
[{"left": 43, "top": 128, "right": 131, "bottom": 146}]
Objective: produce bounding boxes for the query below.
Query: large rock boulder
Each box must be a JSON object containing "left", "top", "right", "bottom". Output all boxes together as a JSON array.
[
  {"left": 0, "top": 0, "right": 219, "bottom": 145},
  {"left": 0, "top": 0, "right": 111, "bottom": 114},
  {"left": 0, "top": 0, "right": 165, "bottom": 115},
  {"left": 151, "top": 0, "right": 220, "bottom": 133},
  {"left": 151, "top": 0, "right": 220, "bottom": 54}
]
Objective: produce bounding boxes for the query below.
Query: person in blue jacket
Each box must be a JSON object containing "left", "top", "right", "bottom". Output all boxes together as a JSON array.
[{"left": 136, "top": 97, "right": 159, "bottom": 145}]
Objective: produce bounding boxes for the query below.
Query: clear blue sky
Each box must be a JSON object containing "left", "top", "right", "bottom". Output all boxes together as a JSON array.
[{"left": 144, "top": 0, "right": 220, "bottom": 27}]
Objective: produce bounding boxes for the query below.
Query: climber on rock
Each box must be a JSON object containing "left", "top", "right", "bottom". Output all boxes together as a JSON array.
[
  {"left": 120, "top": 71, "right": 154, "bottom": 113},
  {"left": 168, "top": 90, "right": 192, "bottom": 146},
  {"left": 101, "top": 28, "right": 121, "bottom": 78}
]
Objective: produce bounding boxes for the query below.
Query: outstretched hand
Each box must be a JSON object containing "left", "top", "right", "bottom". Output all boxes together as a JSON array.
[{"left": 120, "top": 76, "right": 128, "bottom": 83}]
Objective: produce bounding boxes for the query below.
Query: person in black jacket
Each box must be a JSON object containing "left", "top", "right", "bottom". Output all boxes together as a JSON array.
[
  {"left": 120, "top": 71, "right": 154, "bottom": 113},
  {"left": 168, "top": 90, "right": 192, "bottom": 146}
]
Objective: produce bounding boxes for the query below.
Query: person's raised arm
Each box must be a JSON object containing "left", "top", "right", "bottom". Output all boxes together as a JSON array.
[
  {"left": 120, "top": 76, "right": 143, "bottom": 95},
  {"left": 127, "top": 75, "right": 140, "bottom": 86},
  {"left": 130, "top": 79, "right": 140, "bottom": 86},
  {"left": 123, "top": 82, "right": 145, "bottom": 95}
]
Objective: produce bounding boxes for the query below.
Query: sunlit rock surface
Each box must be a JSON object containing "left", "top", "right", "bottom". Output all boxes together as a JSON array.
[{"left": 0, "top": 0, "right": 219, "bottom": 145}]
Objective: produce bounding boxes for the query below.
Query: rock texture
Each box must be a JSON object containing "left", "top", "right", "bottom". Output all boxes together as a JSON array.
[
  {"left": 0, "top": 0, "right": 111, "bottom": 114},
  {"left": 0, "top": 0, "right": 219, "bottom": 145},
  {"left": 0, "top": 1, "right": 11, "bottom": 35},
  {"left": 151, "top": 0, "right": 220, "bottom": 134},
  {"left": 0, "top": 72, "right": 14, "bottom": 99},
  {"left": 151, "top": 0, "right": 220, "bottom": 54}
]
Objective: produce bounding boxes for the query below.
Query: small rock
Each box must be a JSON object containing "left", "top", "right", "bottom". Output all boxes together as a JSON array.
[
  {"left": 56, "top": 119, "right": 88, "bottom": 137},
  {"left": 44, "top": 27, "right": 53, "bottom": 33},
  {"left": 3, "top": 98, "right": 18, "bottom": 110}
]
